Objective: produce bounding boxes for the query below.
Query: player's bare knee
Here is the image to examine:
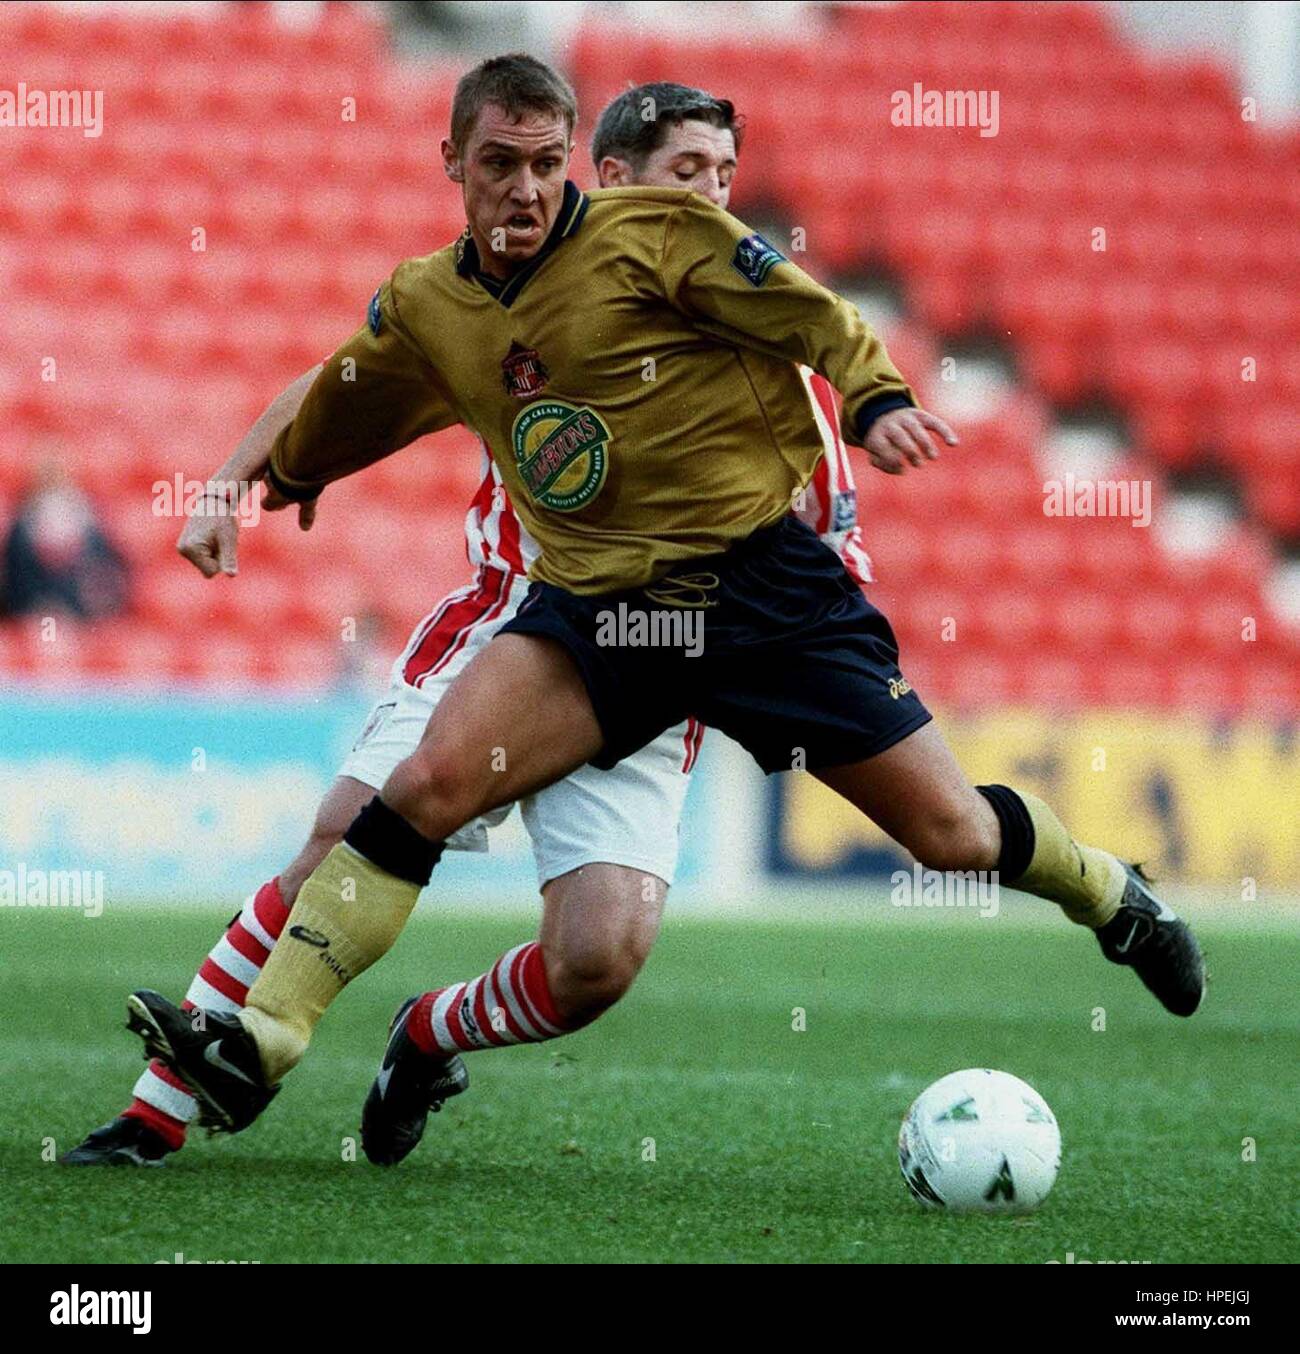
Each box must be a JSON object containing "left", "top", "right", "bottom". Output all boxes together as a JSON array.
[{"left": 387, "top": 744, "right": 479, "bottom": 840}]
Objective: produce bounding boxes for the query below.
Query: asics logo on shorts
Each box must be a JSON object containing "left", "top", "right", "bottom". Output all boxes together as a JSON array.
[{"left": 643, "top": 572, "right": 720, "bottom": 609}]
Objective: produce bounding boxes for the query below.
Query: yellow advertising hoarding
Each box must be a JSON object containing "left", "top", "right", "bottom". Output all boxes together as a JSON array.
[{"left": 775, "top": 711, "right": 1299, "bottom": 887}]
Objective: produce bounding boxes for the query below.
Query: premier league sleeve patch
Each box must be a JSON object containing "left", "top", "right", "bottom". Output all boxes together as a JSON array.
[
  {"left": 831, "top": 489, "right": 858, "bottom": 532},
  {"left": 367, "top": 287, "right": 383, "bottom": 336},
  {"left": 731, "top": 233, "right": 787, "bottom": 287}
]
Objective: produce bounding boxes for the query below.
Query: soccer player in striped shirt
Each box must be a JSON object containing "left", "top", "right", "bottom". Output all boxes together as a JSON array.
[{"left": 64, "top": 79, "right": 871, "bottom": 1166}]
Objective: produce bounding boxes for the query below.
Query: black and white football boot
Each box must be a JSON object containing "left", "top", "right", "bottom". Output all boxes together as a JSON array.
[
  {"left": 1096, "top": 864, "right": 1206, "bottom": 1017},
  {"left": 361, "top": 996, "right": 469, "bottom": 1166},
  {"left": 125, "top": 989, "right": 277, "bottom": 1133},
  {"left": 60, "top": 1116, "right": 170, "bottom": 1167}
]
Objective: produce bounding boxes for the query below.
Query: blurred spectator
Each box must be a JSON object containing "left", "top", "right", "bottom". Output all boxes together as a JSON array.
[{"left": 1, "top": 461, "right": 129, "bottom": 621}]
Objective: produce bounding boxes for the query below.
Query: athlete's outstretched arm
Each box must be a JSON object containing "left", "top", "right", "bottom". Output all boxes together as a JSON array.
[
  {"left": 266, "top": 273, "right": 459, "bottom": 505},
  {"left": 176, "top": 363, "right": 321, "bottom": 578},
  {"left": 656, "top": 196, "right": 957, "bottom": 474}
]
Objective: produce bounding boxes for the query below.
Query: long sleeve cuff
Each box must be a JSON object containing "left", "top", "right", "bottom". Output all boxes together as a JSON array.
[
  {"left": 853, "top": 392, "right": 916, "bottom": 441},
  {"left": 265, "top": 456, "right": 321, "bottom": 503}
]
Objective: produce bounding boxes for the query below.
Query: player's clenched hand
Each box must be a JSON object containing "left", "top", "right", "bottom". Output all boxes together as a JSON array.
[
  {"left": 261, "top": 482, "right": 318, "bottom": 531},
  {"left": 865, "top": 408, "right": 958, "bottom": 475},
  {"left": 176, "top": 500, "right": 241, "bottom": 578}
]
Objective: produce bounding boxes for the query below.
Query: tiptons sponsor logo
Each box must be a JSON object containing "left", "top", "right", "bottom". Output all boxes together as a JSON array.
[
  {"left": 511, "top": 400, "right": 610, "bottom": 512},
  {"left": 50, "top": 1287, "right": 151, "bottom": 1335}
]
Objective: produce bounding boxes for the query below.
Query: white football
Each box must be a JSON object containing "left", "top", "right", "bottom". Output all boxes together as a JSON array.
[{"left": 898, "top": 1068, "right": 1061, "bottom": 1213}]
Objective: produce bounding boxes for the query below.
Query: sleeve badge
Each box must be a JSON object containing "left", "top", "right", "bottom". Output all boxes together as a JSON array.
[{"left": 731, "top": 233, "right": 787, "bottom": 287}]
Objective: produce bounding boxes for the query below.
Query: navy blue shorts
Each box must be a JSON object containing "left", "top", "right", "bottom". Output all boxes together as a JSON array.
[{"left": 500, "top": 515, "right": 932, "bottom": 773}]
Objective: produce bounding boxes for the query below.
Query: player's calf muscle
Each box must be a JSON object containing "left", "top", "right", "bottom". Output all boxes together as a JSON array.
[
  {"left": 817, "top": 725, "right": 1001, "bottom": 872},
  {"left": 279, "top": 776, "right": 375, "bottom": 904},
  {"left": 539, "top": 864, "right": 665, "bottom": 1023},
  {"left": 820, "top": 726, "right": 1130, "bottom": 930},
  {"left": 903, "top": 797, "right": 1001, "bottom": 873},
  {"left": 540, "top": 926, "right": 647, "bottom": 1024}
]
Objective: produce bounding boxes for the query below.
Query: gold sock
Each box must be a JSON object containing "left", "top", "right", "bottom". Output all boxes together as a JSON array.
[
  {"left": 1015, "top": 791, "right": 1127, "bottom": 929},
  {"left": 239, "top": 844, "right": 422, "bottom": 1084}
]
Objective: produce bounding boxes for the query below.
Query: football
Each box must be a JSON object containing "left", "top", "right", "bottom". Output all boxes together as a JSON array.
[{"left": 898, "top": 1069, "right": 1062, "bottom": 1213}]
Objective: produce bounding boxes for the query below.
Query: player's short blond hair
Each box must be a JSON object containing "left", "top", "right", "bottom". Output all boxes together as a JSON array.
[{"left": 450, "top": 53, "right": 578, "bottom": 151}]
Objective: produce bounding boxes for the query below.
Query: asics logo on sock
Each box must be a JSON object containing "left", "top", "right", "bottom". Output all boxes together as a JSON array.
[
  {"left": 289, "top": 925, "right": 330, "bottom": 948},
  {"left": 203, "top": 1041, "right": 258, "bottom": 1086},
  {"left": 458, "top": 995, "right": 485, "bottom": 1045},
  {"left": 318, "top": 950, "right": 353, "bottom": 985}
]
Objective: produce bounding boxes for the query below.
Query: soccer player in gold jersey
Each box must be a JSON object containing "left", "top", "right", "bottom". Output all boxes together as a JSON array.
[
  {"left": 126, "top": 55, "right": 1205, "bottom": 1165},
  {"left": 68, "top": 79, "right": 859, "bottom": 1168}
]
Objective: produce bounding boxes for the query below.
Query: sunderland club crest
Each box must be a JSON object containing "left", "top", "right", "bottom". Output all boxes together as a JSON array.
[{"left": 501, "top": 341, "right": 549, "bottom": 399}]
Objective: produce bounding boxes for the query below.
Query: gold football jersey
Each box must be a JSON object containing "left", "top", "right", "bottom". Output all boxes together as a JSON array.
[{"left": 269, "top": 183, "right": 914, "bottom": 593}]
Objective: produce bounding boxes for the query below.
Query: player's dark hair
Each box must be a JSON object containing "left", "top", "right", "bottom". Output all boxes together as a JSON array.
[
  {"left": 591, "top": 81, "right": 744, "bottom": 169},
  {"left": 450, "top": 53, "right": 578, "bottom": 150}
]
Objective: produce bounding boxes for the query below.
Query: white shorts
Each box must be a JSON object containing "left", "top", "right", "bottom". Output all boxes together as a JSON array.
[{"left": 338, "top": 567, "right": 703, "bottom": 888}]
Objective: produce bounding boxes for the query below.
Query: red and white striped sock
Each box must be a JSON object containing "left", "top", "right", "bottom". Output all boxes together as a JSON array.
[
  {"left": 121, "top": 878, "right": 290, "bottom": 1150},
  {"left": 407, "top": 941, "right": 571, "bottom": 1056}
]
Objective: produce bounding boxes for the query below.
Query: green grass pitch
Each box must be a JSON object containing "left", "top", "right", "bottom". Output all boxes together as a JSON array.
[{"left": 3, "top": 900, "right": 1296, "bottom": 1264}]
